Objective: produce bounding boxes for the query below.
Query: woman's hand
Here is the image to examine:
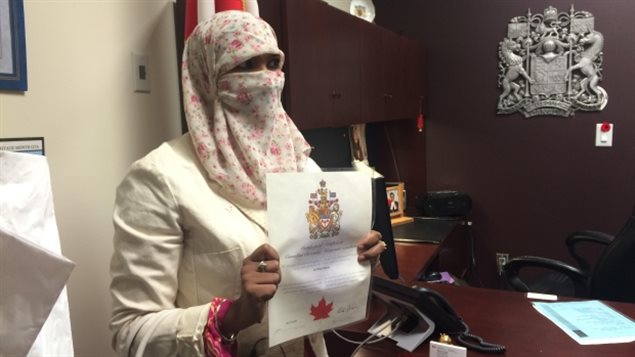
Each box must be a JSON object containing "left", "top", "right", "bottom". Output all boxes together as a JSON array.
[
  {"left": 221, "top": 244, "right": 281, "bottom": 335},
  {"left": 356, "top": 230, "right": 387, "bottom": 269}
]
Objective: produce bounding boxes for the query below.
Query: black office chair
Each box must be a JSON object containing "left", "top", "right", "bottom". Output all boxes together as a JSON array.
[{"left": 502, "top": 206, "right": 635, "bottom": 303}]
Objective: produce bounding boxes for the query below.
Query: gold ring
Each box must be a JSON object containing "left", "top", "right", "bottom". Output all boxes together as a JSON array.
[{"left": 257, "top": 260, "right": 267, "bottom": 272}]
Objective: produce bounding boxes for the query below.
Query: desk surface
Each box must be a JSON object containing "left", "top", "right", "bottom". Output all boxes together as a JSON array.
[
  {"left": 375, "top": 242, "right": 439, "bottom": 284},
  {"left": 392, "top": 217, "right": 460, "bottom": 244},
  {"left": 383, "top": 217, "right": 469, "bottom": 284},
  {"left": 328, "top": 284, "right": 635, "bottom": 356}
]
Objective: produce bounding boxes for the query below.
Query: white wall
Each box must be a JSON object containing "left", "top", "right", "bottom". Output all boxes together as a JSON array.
[{"left": 0, "top": 0, "right": 181, "bottom": 355}]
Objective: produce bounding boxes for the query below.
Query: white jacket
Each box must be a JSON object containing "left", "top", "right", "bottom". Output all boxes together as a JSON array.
[{"left": 110, "top": 134, "right": 326, "bottom": 357}]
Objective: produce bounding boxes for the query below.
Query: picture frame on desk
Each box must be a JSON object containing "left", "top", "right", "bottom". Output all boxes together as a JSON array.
[
  {"left": 386, "top": 183, "right": 404, "bottom": 217},
  {"left": 386, "top": 182, "right": 413, "bottom": 226}
]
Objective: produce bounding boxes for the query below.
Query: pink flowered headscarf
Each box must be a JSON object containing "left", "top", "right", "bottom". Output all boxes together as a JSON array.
[{"left": 182, "top": 11, "right": 311, "bottom": 213}]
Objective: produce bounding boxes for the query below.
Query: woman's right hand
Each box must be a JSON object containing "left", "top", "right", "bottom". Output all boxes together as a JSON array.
[{"left": 220, "top": 244, "right": 281, "bottom": 335}]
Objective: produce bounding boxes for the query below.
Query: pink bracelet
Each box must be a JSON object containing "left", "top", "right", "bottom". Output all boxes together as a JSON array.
[
  {"left": 214, "top": 299, "right": 236, "bottom": 343},
  {"left": 204, "top": 297, "right": 237, "bottom": 357}
]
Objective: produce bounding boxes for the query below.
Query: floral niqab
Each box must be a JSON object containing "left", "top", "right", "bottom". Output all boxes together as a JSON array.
[{"left": 182, "top": 11, "right": 311, "bottom": 213}]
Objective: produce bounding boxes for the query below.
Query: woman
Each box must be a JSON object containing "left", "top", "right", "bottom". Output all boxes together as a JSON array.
[{"left": 109, "top": 10, "right": 384, "bottom": 357}]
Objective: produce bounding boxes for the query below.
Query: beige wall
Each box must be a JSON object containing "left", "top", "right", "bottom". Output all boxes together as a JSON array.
[{"left": 0, "top": 0, "right": 181, "bottom": 355}]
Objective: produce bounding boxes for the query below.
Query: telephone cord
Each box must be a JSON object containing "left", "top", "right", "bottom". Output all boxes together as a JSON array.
[{"left": 454, "top": 321, "right": 506, "bottom": 354}]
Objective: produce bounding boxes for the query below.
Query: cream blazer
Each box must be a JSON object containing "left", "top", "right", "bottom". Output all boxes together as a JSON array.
[{"left": 110, "top": 134, "right": 326, "bottom": 357}]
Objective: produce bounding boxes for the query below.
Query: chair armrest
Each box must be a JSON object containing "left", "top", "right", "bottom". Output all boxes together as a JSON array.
[
  {"left": 502, "top": 256, "right": 589, "bottom": 296},
  {"left": 566, "top": 230, "right": 614, "bottom": 272}
]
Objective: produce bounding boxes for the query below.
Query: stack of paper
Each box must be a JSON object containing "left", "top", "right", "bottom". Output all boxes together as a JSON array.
[{"left": 0, "top": 151, "right": 75, "bottom": 356}]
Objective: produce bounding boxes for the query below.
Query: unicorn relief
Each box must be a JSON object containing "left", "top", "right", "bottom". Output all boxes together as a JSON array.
[{"left": 566, "top": 30, "right": 606, "bottom": 104}]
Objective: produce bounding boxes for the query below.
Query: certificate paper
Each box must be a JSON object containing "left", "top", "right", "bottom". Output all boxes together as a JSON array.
[{"left": 267, "top": 172, "right": 373, "bottom": 347}]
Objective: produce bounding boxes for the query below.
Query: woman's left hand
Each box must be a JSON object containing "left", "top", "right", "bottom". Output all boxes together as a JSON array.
[{"left": 356, "top": 230, "right": 387, "bottom": 269}]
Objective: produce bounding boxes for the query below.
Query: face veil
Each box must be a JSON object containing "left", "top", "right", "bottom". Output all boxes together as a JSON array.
[{"left": 182, "top": 11, "right": 311, "bottom": 213}]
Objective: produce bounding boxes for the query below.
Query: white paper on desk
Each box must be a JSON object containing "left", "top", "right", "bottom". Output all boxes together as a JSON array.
[
  {"left": 0, "top": 229, "right": 75, "bottom": 356},
  {"left": 267, "top": 172, "right": 373, "bottom": 347},
  {"left": 0, "top": 151, "right": 75, "bottom": 356},
  {"left": 533, "top": 300, "right": 635, "bottom": 345}
]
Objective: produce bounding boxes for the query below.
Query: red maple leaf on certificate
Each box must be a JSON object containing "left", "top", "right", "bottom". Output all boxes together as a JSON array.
[{"left": 310, "top": 297, "right": 333, "bottom": 320}]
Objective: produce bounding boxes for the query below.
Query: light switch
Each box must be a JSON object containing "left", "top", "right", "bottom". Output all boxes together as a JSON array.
[
  {"left": 132, "top": 53, "right": 150, "bottom": 93},
  {"left": 595, "top": 122, "right": 613, "bottom": 147}
]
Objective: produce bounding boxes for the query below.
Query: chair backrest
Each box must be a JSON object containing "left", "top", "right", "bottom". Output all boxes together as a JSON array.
[{"left": 589, "top": 211, "right": 635, "bottom": 303}]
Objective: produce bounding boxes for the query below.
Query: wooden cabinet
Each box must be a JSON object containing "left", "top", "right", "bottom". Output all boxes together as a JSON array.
[
  {"left": 282, "top": 0, "right": 361, "bottom": 128},
  {"left": 360, "top": 24, "right": 422, "bottom": 123},
  {"left": 261, "top": 0, "right": 423, "bottom": 129}
]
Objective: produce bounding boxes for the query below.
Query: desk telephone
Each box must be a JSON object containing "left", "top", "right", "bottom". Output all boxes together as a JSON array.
[{"left": 373, "top": 277, "right": 505, "bottom": 353}]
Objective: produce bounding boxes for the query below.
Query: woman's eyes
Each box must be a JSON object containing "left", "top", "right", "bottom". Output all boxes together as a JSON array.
[
  {"left": 235, "top": 59, "right": 255, "bottom": 71},
  {"left": 267, "top": 57, "right": 281, "bottom": 70},
  {"left": 231, "top": 56, "right": 281, "bottom": 73}
]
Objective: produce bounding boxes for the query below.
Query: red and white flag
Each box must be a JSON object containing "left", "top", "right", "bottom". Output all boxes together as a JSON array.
[{"left": 184, "top": 0, "right": 260, "bottom": 40}]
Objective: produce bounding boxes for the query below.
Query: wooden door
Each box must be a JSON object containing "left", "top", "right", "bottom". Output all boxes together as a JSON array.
[
  {"left": 282, "top": 0, "right": 331, "bottom": 128},
  {"left": 392, "top": 36, "right": 423, "bottom": 120},
  {"left": 360, "top": 23, "right": 390, "bottom": 123},
  {"left": 325, "top": 5, "right": 362, "bottom": 126}
]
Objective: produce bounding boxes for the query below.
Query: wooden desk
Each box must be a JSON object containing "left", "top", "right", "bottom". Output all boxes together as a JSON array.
[
  {"left": 326, "top": 284, "right": 635, "bottom": 356},
  {"left": 375, "top": 217, "right": 469, "bottom": 284},
  {"left": 375, "top": 242, "right": 439, "bottom": 284}
]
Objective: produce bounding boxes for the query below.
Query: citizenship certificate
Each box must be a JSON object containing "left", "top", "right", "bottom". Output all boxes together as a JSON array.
[{"left": 266, "top": 171, "right": 373, "bottom": 347}]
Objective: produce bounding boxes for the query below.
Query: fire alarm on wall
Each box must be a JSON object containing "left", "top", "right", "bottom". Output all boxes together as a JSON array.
[{"left": 595, "top": 122, "right": 613, "bottom": 147}]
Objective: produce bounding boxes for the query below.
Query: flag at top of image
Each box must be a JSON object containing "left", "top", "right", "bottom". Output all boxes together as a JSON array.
[{"left": 184, "top": 0, "right": 260, "bottom": 40}]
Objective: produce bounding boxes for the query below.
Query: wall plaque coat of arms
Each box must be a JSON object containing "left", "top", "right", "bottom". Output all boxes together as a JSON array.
[{"left": 497, "top": 6, "right": 607, "bottom": 117}]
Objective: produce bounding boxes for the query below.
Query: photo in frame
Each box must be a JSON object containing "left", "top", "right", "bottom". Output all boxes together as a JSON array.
[
  {"left": 0, "top": 0, "right": 28, "bottom": 91},
  {"left": 386, "top": 183, "right": 404, "bottom": 218},
  {"left": 386, "top": 182, "right": 413, "bottom": 226}
]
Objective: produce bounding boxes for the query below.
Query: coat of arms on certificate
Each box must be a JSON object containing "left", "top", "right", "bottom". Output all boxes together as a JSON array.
[{"left": 306, "top": 179, "right": 342, "bottom": 239}]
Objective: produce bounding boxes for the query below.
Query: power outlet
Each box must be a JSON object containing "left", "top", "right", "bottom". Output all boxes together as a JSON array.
[{"left": 496, "top": 253, "right": 509, "bottom": 275}]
